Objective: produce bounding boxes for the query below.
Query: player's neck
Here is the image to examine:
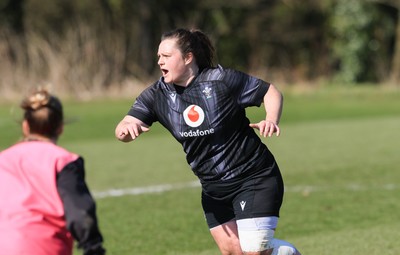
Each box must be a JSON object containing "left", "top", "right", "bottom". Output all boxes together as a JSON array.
[
  {"left": 177, "top": 65, "right": 199, "bottom": 87},
  {"left": 24, "top": 134, "right": 57, "bottom": 144},
  {"left": 188, "top": 65, "right": 199, "bottom": 84}
]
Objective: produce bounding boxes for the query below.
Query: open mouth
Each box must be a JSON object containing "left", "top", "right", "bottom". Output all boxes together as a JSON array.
[{"left": 161, "top": 69, "right": 169, "bottom": 76}]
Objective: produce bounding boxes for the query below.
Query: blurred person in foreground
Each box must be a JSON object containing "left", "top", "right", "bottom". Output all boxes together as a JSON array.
[
  {"left": 0, "top": 88, "right": 105, "bottom": 255},
  {"left": 115, "top": 28, "right": 301, "bottom": 255}
]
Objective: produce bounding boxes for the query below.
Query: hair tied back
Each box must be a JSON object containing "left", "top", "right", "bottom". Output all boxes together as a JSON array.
[{"left": 21, "top": 89, "right": 51, "bottom": 111}]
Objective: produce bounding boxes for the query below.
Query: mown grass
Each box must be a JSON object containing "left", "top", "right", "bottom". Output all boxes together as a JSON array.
[{"left": 1, "top": 85, "right": 399, "bottom": 254}]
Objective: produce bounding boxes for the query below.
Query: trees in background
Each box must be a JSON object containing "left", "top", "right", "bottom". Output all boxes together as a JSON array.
[
  {"left": 332, "top": 0, "right": 399, "bottom": 83},
  {"left": 0, "top": 0, "right": 398, "bottom": 97}
]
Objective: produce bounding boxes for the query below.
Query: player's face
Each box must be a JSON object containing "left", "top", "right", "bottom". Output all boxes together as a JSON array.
[{"left": 157, "top": 38, "right": 191, "bottom": 86}]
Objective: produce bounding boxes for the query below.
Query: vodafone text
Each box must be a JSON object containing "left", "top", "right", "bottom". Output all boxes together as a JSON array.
[{"left": 179, "top": 128, "right": 215, "bottom": 138}]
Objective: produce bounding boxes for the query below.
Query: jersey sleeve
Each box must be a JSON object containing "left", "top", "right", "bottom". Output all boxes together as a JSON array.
[
  {"left": 222, "top": 68, "right": 270, "bottom": 108},
  {"left": 56, "top": 157, "right": 106, "bottom": 255},
  {"left": 127, "top": 85, "right": 158, "bottom": 126}
]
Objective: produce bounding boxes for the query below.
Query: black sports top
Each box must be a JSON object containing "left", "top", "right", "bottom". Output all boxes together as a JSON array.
[{"left": 128, "top": 65, "right": 276, "bottom": 183}]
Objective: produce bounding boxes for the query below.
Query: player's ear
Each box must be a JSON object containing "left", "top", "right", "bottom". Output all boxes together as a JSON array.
[
  {"left": 184, "top": 52, "right": 194, "bottom": 65},
  {"left": 22, "top": 120, "right": 30, "bottom": 137},
  {"left": 56, "top": 124, "right": 64, "bottom": 137}
]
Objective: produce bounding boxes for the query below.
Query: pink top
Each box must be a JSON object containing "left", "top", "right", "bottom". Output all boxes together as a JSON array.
[{"left": 0, "top": 141, "right": 79, "bottom": 255}]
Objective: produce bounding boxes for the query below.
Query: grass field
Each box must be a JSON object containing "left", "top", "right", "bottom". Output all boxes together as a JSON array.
[{"left": 1, "top": 85, "right": 400, "bottom": 254}]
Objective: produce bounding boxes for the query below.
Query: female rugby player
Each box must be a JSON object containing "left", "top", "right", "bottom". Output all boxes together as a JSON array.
[
  {"left": 115, "top": 28, "right": 301, "bottom": 255},
  {"left": 0, "top": 88, "right": 105, "bottom": 255}
]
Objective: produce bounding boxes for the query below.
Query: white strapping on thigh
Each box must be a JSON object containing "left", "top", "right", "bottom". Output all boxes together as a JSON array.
[
  {"left": 237, "top": 216, "right": 278, "bottom": 231},
  {"left": 237, "top": 228, "right": 275, "bottom": 252},
  {"left": 237, "top": 216, "right": 278, "bottom": 252}
]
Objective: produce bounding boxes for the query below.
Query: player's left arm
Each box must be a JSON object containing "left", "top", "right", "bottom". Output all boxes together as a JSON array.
[
  {"left": 249, "top": 84, "right": 283, "bottom": 137},
  {"left": 57, "top": 157, "right": 106, "bottom": 255}
]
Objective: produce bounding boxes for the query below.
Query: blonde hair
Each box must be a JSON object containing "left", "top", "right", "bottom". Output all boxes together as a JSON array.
[{"left": 20, "top": 88, "right": 63, "bottom": 138}]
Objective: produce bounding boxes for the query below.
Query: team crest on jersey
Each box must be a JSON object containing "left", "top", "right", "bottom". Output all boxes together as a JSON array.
[
  {"left": 202, "top": 86, "right": 212, "bottom": 99},
  {"left": 183, "top": 105, "right": 205, "bottom": 127}
]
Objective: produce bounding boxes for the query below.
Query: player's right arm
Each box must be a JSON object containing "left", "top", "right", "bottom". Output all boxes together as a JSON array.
[{"left": 115, "top": 115, "right": 150, "bottom": 142}]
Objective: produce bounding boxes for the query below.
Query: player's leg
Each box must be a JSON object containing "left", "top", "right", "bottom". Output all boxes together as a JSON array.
[
  {"left": 209, "top": 220, "right": 243, "bottom": 255},
  {"left": 202, "top": 163, "right": 301, "bottom": 255},
  {"left": 209, "top": 217, "right": 301, "bottom": 255},
  {"left": 237, "top": 217, "right": 301, "bottom": 255},
  {"left": 233, "top": 165, "right": 301, "bottom": 255},
  {"left": 202, "top": 190, "right": 243, "bottom": 255},
  {"left": 269, "top": 239, "right": 301, "bottom": 255},
  {"left": 237, "top": 217, "right": 275, "bottom": 255}
]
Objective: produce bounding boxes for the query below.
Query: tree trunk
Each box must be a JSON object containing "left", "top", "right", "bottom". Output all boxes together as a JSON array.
[
  {"left": 367, "top": 0, "right": 400, "bottom": 85},
  {"left": 138, "top": 0, "right": 154, "bottom": 75},
  {"left": 390, "top": 8, "right": 400, "bottom": 85}
]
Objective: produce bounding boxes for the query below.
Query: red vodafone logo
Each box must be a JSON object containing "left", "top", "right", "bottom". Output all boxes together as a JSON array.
[{"left": 183, "top": 105, "right": 205, "bottom": 127}]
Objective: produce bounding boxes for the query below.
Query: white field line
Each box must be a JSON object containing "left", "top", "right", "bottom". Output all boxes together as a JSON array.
[
  {"left": 93, "top": 181, "right": 201, "bottom": 199},
  {"left": 92, "top": 181, "right": 399, "bottom": 199}
]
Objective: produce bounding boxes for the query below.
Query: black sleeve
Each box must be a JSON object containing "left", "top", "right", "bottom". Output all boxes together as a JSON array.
[
  {"left": 57, "top": 157, "right": 106, "bottom": 255},
  {"left": 127, "top": 83, "right": 158, "bottom": 126},
  {"left": 222, "top": 68, "right": 270, "bottom": 108}
]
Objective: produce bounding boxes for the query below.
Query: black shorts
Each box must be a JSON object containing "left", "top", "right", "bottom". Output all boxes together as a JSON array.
[{"left": 201, "top": 162, "right": 284, "bottom": 228}]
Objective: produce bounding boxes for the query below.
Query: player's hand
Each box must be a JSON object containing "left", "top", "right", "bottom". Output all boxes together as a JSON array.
[
  {"left": 249, "top": 120, "right": 280, "bottom": 137},
  {"left": 117, "top": 123, "right": 149, "bottom": 141},
  {"left": 115, "top": 116, "right": 150, "bottom": 142}
]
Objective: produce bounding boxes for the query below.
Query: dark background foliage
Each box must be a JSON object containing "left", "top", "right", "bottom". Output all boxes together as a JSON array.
[{"left": 0, "top": 0, "right": 399, "bottom": 98}]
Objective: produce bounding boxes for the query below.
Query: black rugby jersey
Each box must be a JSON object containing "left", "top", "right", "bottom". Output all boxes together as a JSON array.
[{"left": 128, "top": 65, "right": 276, "bottom": 182}]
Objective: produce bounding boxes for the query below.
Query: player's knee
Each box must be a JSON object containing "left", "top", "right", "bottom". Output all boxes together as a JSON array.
[
  {"left": 237, "top": 217, "right": 300, "bottom": 254},
  {"left": 238, "top": 230, "right": 300, "bottom": 255},
  {"left": 270, "top": 238, "right": 300, "bottom": 255},
  {"left": 273, "top": 245, "right": 297, "bottom": 255}
]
